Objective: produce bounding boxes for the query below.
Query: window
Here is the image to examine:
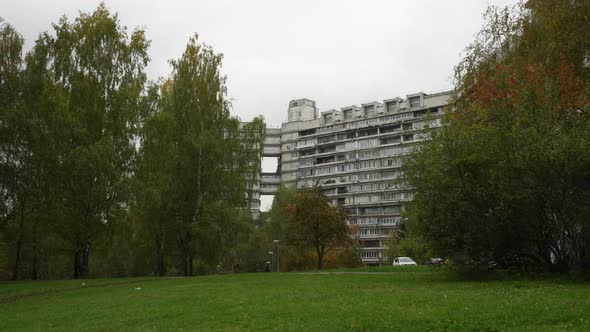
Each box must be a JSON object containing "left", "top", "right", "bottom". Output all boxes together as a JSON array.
[
  {"left": 297, "top": 138, "right": 316, "bottom": 147},
  {"left": 318, "top": 145, "right": 336, "bottom": 154},
  {"left": 358, "top": 139, "right": 378, "bottom": 149},
  {"left": 358, "top": 150, "right": 379, "bottom": 159},
  {"left": 386, "top": 101, "right": 397, "bottom": 112},
  {"left": 323, "top": 113, "right": 333, "bottom": 123},
  {"left": 343, "top": 109, "right": 353, "bottom": 120},
  {"left": 322, "top": 188, "right": 336, "bottom": 195},
  {"left": 383, "top": 205, "right": 401, "bottom": 213},
  {"left": 381, "top": 217, "right": 401, "bottom": 225},
  {"left": 413, "top": 110, "right": 426, "bottom": 118},
  {"left": 318, "top": 135, "right": 335, "bottom": 144},
  {"left": 358, "top": 128, "right": 378, "bottom": 137},
  {"left": 300, "top": 148, "right": 316, "bottom": 157},
  {"left": 380, "top": 136, "right": 401, "bottom": 145},
  {"left": 298, "top": 159, "right": 313, "bottom": 167},
  {"left": 380, "top": 125, "right": 400, "bottom": 134},
  {"left": 358, "top": 172, "right": 379, "bottom": 181},
  {"left": 364, "top": 240, "right": 380, "bottom": 247},
  {"left": 357, "top": 217, "right": 378, "bottom": 225},
  {"left": 337, "top": 132, "right": 354, "bottom": 140},
  {"left": 360, "top": 229, "right": 379, "bottom": 236},
  {"left": 362, "top": 207, "right": 381, "bottom": 215},
  {"left": 316, "top": 156, "right": 334, "bottom": 165},
  {"left": 357, "top": 160, "right": 378, "bottom": 170},
  {"left": 298, "top": 169, "right": 315, "bottom": 177},
  {"left": 380, "top": 170, "right": 400, "bottom": 179},
  {"left": 361, "top": 251, "right": 379, "bottom": 258},
  {"left": 299, "top": 129, "right": 316, "bottom": 136},
  {"left": 381, "top": 193, "right": 402, "bottom": 201},
  {"left": 409, "top": 96, "right": 421, "bottom": 108}
]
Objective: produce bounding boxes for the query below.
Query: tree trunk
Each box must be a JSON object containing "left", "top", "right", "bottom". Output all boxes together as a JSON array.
[
  {"left": 31, "top": 218, "right": 39, "bottom": 280},
  {"left": 157, "top": 253, "right": 166, "bottom": 277},
  {"left": 182, "top": 252, "right": 189, "bottom": 276},
  {"left": 13, "top": 201, "right": 26, "bottom": 280},
  {"left": 177, "top": 230, "right": 190, "bottom": 276},
  {"left": 73, "top": 236, "right": 91, "bottom": 279},
  {"left": 155, "top": 233, "right": 166, "bottom": 277},
  {"left": 73, "top": 240, "right": 81, "bottom": 279},
  {"left": 78, "top": 214, "right": 92, "bottom": 278},
  {"left": 316, "top": 247, "right": 324, "bottom": 270},
  {"left": 80, "top": 239, "right": 90, "bottom": 278},
  {"left": 187, "top": 231, "right": 193, "bottom": 276}
]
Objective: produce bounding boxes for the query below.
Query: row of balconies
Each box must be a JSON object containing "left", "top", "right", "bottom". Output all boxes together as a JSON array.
[
  {"left": 359, "top": 246, "right": 388, "bottom": 251},
  {"left": 348, "top": 218, "right": 402, "bottom": 227},
  {"left": 298, "top": 169, "right": 403, "bottom": 182},
  {"left": 357, "top": 234, "right": 389, "bottom": 240},
  {"left": 291, "top": 117, "right": 437, "bottom": 150},
  {"left": 297, "top": 156, "right": 404, "bottom": 170},
  {"left": 291, "top": 108, "right": 441, "bottom": 143},
  {"left": 263, "top": 145, "right": 281, "bottom": 156},
  {"left": 337, "top": 198, "right": 411, "bottom": 208},
  {"left": 295, "top": 139, "right": 419, "bottom": 161},
  {"left": 296, "top": 174, "right": 405, "bottom": 191}
]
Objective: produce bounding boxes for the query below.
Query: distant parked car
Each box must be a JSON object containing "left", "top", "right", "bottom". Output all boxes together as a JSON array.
[
  {"left": 423, "top": 258, "right": 445, "bottom": 265},
  {"left": 392, "top": 257, "right": 417, "bottom": 266}
]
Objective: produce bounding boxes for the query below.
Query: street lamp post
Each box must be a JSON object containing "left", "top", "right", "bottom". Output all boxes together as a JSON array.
[
  {"left": 268, "top": 251, "right": 274, "bottom": 272},
  {"left": 273, "top": 240, "right": 280, "bottom": 272}
]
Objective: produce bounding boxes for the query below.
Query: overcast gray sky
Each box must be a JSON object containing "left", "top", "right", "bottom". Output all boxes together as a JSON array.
[{"left": 3, "top": 0, "right": 518, "bottom": 210}]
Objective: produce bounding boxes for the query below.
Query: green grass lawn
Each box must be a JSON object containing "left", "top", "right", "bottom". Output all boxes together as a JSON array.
[{"left": 1, "top": 268, "right": 590, "bottom": 331}]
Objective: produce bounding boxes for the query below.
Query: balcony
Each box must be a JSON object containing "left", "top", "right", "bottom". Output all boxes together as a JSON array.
[
  {"left": 259, "top": 173, "right": 280, "bottom": 194},
  {"left": 264, "top": 136, "right": 281, "bottom": 145},
  {"left": 260, "top": 173, "right": 280, "bottom": 185},
  {"left": 263, "top": 145, "right": 281, "bottom": 156}
]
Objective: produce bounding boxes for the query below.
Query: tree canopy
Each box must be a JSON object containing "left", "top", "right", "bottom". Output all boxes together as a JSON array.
[
  {"left": 0, "top": 4, "right": 265, "bottom": 279},
  {"left": 405, "top": 0, "right": 590, "bottom": 272},
  {"left": 286, "top": 188, "right": 352, "bottom": 270},
  {"left": 133, "top": 35, "right": 265, "bottom": 276}
]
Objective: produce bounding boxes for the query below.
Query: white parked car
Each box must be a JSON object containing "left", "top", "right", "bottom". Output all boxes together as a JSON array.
[{"left": 392, "top": 257, "right": 417, "bottom": 266}]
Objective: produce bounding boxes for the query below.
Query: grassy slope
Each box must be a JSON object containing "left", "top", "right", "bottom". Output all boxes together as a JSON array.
[{"left": 1, "top": 270, "right": 589, "bottom": 331}]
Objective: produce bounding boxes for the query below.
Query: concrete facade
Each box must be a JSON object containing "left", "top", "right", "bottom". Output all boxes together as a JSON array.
[{"left": 252, "top": 90, "right": 451, "bottom": 264}]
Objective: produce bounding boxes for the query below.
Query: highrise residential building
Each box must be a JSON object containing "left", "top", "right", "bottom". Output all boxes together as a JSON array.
[{"left": 251, "top": 90, "right": 452, "bottom": 264}]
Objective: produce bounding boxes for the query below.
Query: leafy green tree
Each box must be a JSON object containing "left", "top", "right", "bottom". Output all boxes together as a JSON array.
[
  {"left": 134, "top": 36, "right": 265, "bottom": 276},
  {"left": 22, "top": 4, "right": 150, "bottom": 278},
  {"left": 405, "top": 0, "right": 590, "bottom": 272},
  {"left": 0, "top": 18, "right": 26, "bottom": 279},
  {"left": 131, "top": 82, "right": 176, "bottom": 276},
  {"left": 286, "top": 187, "right": 351, "bottom": 270}
]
